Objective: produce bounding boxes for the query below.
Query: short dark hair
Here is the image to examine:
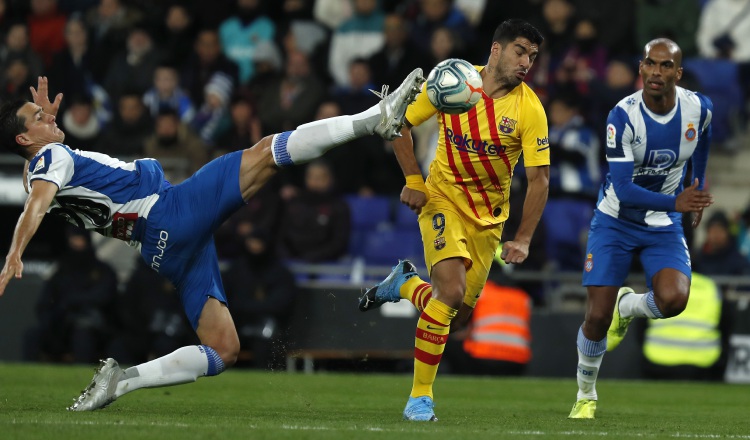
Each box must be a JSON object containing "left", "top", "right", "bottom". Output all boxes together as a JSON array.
[
  {"left": 0, "top": 99, "right": 30, "bottom": 158},
  {"left": 492, "top": 19, "right": 544, "bottom": 47}
]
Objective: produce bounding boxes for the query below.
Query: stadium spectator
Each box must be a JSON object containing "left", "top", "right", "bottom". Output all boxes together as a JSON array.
[
  {"left": 278, "top": 159, "right": 351, "bottom": 263},
  {"left": 697, "top": 0, "right": 750, "bottom": 132},
  {"left": 84, "top": 0, "right": 143, "bottom": 83},
  {"left": 693, "top": 211, "right": 750, "bottom": 276},
  {"left": 214, "top": 91, "right": 264, "bottom": 158},
  {"left": 547, "top": 92, "right": 600, "bottom": 201},
  {"left": 569, "top": 38, "right": 714, "bottom": 419},
  {"left": 190, "top": 72, "right": 233, "bottom": 145},
  {"left": 0, "top": 22, "right": 44, "bottom": 80},
  {"left": 588, "top": 58, "right": 638, "bottom": 149},
  {"left": 255, "top": 50, "right": 325, "bottom": 135},
  {"left": 313, "top": 0, "right": 354, "bottom": 30},
  {"left": 24, "top": 228, "right": 118, "bottom": 364},
  {"left": 358, "top": 20, "right": 549, "bottom": 422},
  {"left": 427, "top": 26, "right": 466, "bottom": 66},
  {"left": 26, "top": 0, "right": 67, "bottom": 67},
  {"left": 368, "top": 13, "right": 431, "bottom": 92},
  {"left": 222, "top": 228, "right": 298, "bottom": 369},
  {"left": 59, "top": 93, "right": 101, "bottom": 150},
  {"left": 157, "top": 3, "right": 196, "bottom": 69},
  {"left": 551, "top": 18, "right": 608, "bottom": 98},
  {"left": 637, "top": 272, "right": 731, "bottom": 381},
  {"left": 181, "top": 28, "right": 240, "bottom": 109},
  {"left": 1, "top": 57, "right": 35, "bottom": 101},
  {"left": 533, "top": 0, "right": 576, "bottom": 65},
  {"left": 214, "top": 177, "right": 283, "bottom": 262},
  {"left": 443, "top": 264, "right": 532, "bottom": 376},
  {"left": 635, "top": 0, "right": 701, "bottom": 58},
  {"left": 247, "top": 40, "right": 283, "bottom": 99},
  {"left": 103, "top": 26, "right": 160, "bottom": 103},
  {"left": 0, "top": 69, "right": 423, "bottom": 411},
  {"left": 331, "top": 58, "right": 379, "bottom": 115},
  {"left": 48, "top": 16, "right": 94, "bottom": 101},
  {"left": 219, "top": 0, "right": 276, "bottom": 85},
  {"left": 144, "top": 108, "right": 208, "bottom": 177},
  {"left": 96, "top": 92, "right": 153, "bottom": 157},
  {"left": 409, "top": 0, "right": 475, "bottom": 56},
  {"left": 328, "top": 0, "right": 385, "bottom": 87},
  {"left": 142, "top": 64, "right": 196, "bottom": 123}
]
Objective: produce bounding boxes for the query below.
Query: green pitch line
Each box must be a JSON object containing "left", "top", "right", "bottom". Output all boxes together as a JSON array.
[{"left": 0, "top": 363, "right": 748, "bottom": 440}]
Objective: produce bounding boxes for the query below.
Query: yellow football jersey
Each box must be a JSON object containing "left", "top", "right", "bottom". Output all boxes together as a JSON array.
[{"left": 406, "top": 66, "right": 550, "bottom": 226}]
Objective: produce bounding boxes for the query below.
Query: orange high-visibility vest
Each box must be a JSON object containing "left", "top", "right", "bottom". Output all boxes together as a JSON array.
[{"left": 463, "top": 280, "right": 532, "bottom": 363}]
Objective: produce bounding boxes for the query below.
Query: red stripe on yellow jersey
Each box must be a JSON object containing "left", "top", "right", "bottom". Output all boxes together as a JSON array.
[{"left": 406, "top": 66, "right": 550, "bottom": 226}]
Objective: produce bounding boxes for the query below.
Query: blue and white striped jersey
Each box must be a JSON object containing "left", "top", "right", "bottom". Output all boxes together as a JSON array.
[
  {"left": 26, "top": 143, "right": 167, "bottom": 243},
  {"left": 598, "top": 86, "right": 712, "bottom": 228}
]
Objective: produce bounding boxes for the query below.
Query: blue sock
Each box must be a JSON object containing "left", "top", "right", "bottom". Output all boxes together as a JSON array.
[
  {"left": 200, "top": 345, "right": 226, "bottom": 376},
  {"left": 271, "top": 131, "right": 294, "bottom": 167},
  {"left": 645, "top": 291, "right": 665, "bottom": 318}
]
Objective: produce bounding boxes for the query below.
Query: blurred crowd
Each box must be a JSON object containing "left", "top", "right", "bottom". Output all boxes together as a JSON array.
[{"left": 2, "top": 0, "right": 750, "bottom": 369}]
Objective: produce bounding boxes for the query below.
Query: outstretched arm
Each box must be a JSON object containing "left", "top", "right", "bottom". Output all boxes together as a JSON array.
[
  {"left": 501, "top": 165, "right": 549, "bottom": 264},
  {"left": 0, "top": 180, "right": 58, "bottom": 296}
]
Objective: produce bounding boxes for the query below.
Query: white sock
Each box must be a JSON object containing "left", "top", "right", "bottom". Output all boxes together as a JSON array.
[
  {"left": 114, "top": 345, "right": 224, "bottom": 398},
  {"left": 576, "top": 327, "right": 606, "bottom": 400},
  {"left": 271, "top": 105, "right": 381, "bottom": 166},
  {"left": 618, "top": 290, "right": 663, "bottom": 319}
]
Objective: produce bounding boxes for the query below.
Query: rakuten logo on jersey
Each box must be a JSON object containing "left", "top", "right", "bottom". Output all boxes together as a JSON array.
[
  {"left": 446, "top": 128, "right": 505, "bottom": 156},
  {"left": 151, "top": 230, "right": 169, "bottom": 272}
]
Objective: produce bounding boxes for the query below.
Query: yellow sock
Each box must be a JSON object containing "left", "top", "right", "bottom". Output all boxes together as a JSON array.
[
  {"left": 400, "top": 276, "right": 433, "bottom": 312},
  {"left": 411, "top": 299, "right": 457, "bottom": 399}
]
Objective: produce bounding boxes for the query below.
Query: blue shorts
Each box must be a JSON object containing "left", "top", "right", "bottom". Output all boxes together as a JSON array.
[
  {"left": 134, "top": 151, "right": 245, "bottom": 329},
  {"left": 581, "top": 210, "right": 691, "bottom": 289}
]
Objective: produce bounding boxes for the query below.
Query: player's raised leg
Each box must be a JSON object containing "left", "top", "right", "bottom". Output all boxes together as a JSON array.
[{"left": 235, "top": 68, "right": 424, "bottom": 201}]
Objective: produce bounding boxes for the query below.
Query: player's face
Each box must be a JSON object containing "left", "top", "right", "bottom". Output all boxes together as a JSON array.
[
  {"left": 491, "top": 37, "right": 538, "bottom": 88},
  {"left": 639, "top": 44, "right": 682, "bottom": 98},
  {"left": 16, "top": 103, "right": 65, "bottom": 147}
]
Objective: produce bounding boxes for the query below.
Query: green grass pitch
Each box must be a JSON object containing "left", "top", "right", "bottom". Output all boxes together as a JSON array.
[{"left": 1, "top": 363, "right": 749, "bottom": 440}]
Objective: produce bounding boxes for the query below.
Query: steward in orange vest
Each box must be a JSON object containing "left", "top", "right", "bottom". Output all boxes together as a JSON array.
[{"left": 464, "top": 280, "right": 532, "bottom": 365}]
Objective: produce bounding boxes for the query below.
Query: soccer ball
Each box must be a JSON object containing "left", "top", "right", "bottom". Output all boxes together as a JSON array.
[{"left": 426, "top": 58, "right": 484, "bottom": 114}]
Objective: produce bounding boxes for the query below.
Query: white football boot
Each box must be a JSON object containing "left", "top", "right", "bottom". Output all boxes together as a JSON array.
[
  {"left": 371, "top": 68, "right": 425, "bottom": 141},
  {"left": 68, "top": 358, "right": 124, "bottom": 411}
]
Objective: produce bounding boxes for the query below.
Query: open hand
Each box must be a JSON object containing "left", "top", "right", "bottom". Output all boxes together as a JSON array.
[
  {"left": 30, "top": 76, "right": 63, "bottom": 117},
  {"left": 675, "top": 179, "right": 713, "bottom": 213}
]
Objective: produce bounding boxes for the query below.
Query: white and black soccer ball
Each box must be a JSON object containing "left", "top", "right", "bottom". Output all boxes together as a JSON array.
[{"left": 426, "top": 58, "right": 484, "bottom": 114}]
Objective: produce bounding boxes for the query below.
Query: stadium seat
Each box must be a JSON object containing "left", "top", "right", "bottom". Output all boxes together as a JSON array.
[
  {"left": 682, "top": 58, "right": 743, "bottom": 144},
  {"left": 541, "top": 198, "right": 594, "bottom": 271},
  {"left": 394, "top": 202, "right": 420, "bottom": 231},
  {"left": 344, "top": 195, "right": 393, "bottom": 228},
  {"left": 360, "top": 228, "right": 424, "bottom": 266}
]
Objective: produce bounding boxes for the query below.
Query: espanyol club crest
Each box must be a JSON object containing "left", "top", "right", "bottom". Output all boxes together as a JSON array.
[
  {"left": 684, "top": 123, "right": 697, "bottom": 141},
  {"left": 498, "top": 116, "right": 517, "bottom": 134},
  {"left": 584, "top": 253, "right": 593, "bottom": 272}
]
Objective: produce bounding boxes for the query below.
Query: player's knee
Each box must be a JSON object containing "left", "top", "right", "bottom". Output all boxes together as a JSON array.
[
  {"left": 586, "top": 309, "right": 613, "bottom": 333},
  {"left": 433, "top": 287, "right": 464, "bottom": 310},
  {"left": 655, "top": 288, "right": 689, "bottom": 318},
  {"left": 204, "top": 331, "right": 240, "bottom": 368}
]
